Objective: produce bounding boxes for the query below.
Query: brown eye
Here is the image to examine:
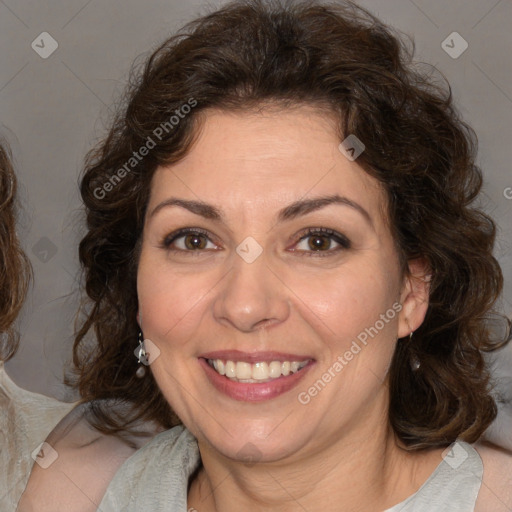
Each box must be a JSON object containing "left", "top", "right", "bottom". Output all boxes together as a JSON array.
[
  {"left": 293, "top": 228, "right": 351, "bottom": 256},
  {"left": 307, "top": 234, "right": 332, "bottom": 251},
  {"left": 163, "top": 228, "right": 218, "bottom": 252},
  {"left": 183, "top": 233, "right": 208, "bottom": 250}
]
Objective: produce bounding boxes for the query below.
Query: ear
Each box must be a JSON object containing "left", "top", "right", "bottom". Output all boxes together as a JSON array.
[{"left": 397, "top": 257, "right": 431, "bottom": 339}]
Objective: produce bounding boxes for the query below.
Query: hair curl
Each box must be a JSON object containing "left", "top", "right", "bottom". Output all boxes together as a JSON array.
[
  {"left": 72, "top": 0, "right": 505, "bottom": 449},
  {"left": 0, "top": 141, "right": 31, "bottom": 361}
]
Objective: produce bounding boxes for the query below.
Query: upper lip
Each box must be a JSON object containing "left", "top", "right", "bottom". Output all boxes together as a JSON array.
[{"left": 200, "top": 350, "right": 314, "bottom": 363}]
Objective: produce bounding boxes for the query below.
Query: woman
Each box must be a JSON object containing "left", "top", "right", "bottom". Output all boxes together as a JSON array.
[{"left": 28, "top": 0, "right": 512, "bottom": 510}]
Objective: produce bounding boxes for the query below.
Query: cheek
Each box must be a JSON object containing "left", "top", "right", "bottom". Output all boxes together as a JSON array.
[
  {"left": 136, "top": 255, "right": 218, "bottom": 341},
  {"left": 281, "top": 260, "right": 399, "bottom": 342}
]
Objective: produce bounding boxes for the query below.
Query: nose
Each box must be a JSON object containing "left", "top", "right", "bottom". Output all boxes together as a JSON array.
[{"left": 212, "top": 250, "right": 290, "bottom": 333}]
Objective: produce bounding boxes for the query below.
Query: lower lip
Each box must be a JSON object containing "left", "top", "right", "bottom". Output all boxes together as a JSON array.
[{"left": 199, "top": 358, "right": 315, "bottom": 402}]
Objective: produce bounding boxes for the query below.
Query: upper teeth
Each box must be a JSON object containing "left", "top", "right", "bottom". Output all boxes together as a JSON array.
[{"left": 207, "top": 359, "right": 309, "bottom": 382}]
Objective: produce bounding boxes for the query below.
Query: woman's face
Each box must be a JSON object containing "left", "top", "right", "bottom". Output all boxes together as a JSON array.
[{"left": 137, "top": 105, "right": 427, "bottom": 463}]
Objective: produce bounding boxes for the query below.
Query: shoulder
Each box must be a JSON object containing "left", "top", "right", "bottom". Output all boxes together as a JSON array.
[
  {"left": 473, "top": 440, "right": 512, "bottom": 512},
  {"left": 101, "top": 425, "right": 197, "bottom": 484},
  {"left": 17, "top": 402, "right": 163, "bottom": 512},
  {"left": 97, "top": 426, "right": 199, "bottom": 511}
]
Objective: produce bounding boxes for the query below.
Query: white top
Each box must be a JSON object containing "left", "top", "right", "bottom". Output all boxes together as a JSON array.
[
  {"left": 97, "top": 426, "right": 483, "bottom": 512},
  {"left": 0, "top": 362, "right": 76, "bottom": 510}
]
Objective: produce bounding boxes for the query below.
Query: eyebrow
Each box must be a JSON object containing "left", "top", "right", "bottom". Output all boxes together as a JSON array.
[{"left": 149, "top": 194, "right": 373, "bottom": 227}]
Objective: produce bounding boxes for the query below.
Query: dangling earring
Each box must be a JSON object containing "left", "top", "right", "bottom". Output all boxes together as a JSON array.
[
  {"left": 409, "top": 331, "right": 421, "bottom": 371},
  {"left": 135, "top": 331, "right": 147, "bottom": 378}
]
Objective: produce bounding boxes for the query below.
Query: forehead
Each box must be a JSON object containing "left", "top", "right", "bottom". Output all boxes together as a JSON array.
[{"left": 148, "top": 107, "right": 387, "bottom": 226}]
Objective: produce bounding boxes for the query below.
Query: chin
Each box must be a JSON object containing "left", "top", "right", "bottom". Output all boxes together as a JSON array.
[{"left": 192, "top": 417, "right": 314, "bottom": 464}]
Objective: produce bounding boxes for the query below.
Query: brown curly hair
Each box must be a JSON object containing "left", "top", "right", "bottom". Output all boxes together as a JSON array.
[
  {"left": 71, "top": 0, "right": 505, "bottom": 449},
  {"left": 0, "top": 140, "right": 31, "bottom": 361}
]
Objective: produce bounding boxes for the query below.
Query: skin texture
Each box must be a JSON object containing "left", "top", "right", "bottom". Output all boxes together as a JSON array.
[{"left": 136, "top": 106, "right": 445, "bottom": 511}]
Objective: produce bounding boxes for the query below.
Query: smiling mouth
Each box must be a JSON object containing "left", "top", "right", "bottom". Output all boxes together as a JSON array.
[{"left": 205, "top": 358, "right": 311, "bottom": 383}]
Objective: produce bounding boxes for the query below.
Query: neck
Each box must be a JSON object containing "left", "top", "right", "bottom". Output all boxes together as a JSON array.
[{"left": 187, "top": 392, "right": 443, "bottom": 512}]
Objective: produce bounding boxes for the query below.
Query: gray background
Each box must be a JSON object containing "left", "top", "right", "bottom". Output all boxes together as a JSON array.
[{"left": 2, "top": 0, "right": 511, "bottom": 408}]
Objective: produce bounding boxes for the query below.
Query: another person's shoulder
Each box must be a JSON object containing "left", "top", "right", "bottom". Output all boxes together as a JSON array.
[
  {"left": 473, "top": 440, "right": 512, "bottom": 512},
  {"left": 17, "top": 401, "right": 163, "bottom": 512}
]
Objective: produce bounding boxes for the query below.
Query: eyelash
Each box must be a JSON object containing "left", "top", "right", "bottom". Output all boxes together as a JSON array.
[{"left": 161, "top": 227, "right": 351, "bottom": 257}]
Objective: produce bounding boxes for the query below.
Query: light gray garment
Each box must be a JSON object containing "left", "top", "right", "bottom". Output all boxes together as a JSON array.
[
  {"left": 97, "top": 427, "right": 483, "bottom": 512},
  {"left": 0, "top": 362, "right": 76, "bottom": 511},
  {"left": 384, "top": 441, "right": 483, "bottom": 511},
  {"left": 97, "top": 426, "right": 201, "bottom": 512}
]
